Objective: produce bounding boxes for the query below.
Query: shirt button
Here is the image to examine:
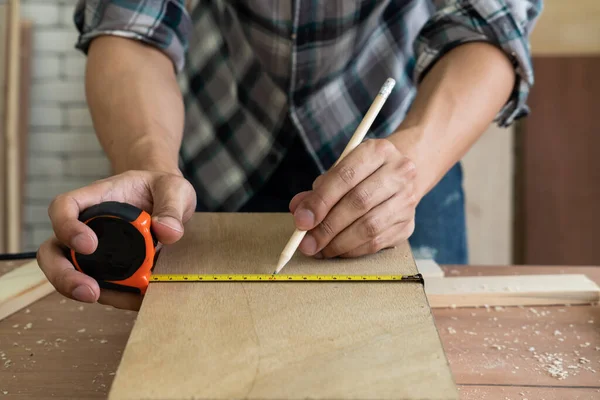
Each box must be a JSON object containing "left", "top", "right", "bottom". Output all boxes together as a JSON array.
[{"left": 291, "top": 33, "right": 296, "bottom": 40}]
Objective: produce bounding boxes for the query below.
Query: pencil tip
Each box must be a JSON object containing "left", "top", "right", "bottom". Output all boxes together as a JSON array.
[{"left": 274, "top": 254, "right": 290, "bottom": 275}]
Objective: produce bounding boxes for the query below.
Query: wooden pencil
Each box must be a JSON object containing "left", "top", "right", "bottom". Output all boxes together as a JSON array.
[{"left": 274, "top": 77, "right": 396, "bottom": 274}]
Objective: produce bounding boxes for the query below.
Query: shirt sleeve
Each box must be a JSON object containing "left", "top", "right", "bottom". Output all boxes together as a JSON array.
[
  {"left": 73, "top": 0, "right": 193, "bottom": 73},
  {"left": 413, "top": 0, "right": 543, "bottom": 127}
]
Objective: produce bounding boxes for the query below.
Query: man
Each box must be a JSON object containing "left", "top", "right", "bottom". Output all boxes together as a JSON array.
[{"left": 37, "top": 0, "right": 541, "bottom": 309}]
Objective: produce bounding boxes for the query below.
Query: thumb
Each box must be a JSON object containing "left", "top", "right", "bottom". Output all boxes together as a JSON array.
[{"left": 150, "top": 174, "right": 197, "bottom": 245}]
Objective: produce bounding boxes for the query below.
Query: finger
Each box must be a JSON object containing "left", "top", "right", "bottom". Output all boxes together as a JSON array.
[
  {"left": 289, "top": 191, "right": 311, "bottom": 214},
  {"left": 150, "top": 175, "right": 197, "bottom": 244},
  {"left": 293, "top": 139, "right": 391, "bottom": 230},
  {"left": 47, "top": 181, "right": 117, "bottom": 254},
  {"left": 300, "top": 165, "right": 400, "bottom": 255},
  {"left": 339, "top": 219, "right": 415, "bottom": 258},
  {"left": 37, "top": 237, "right": 100, "bottom": 303},
  {"left": 312, "top": 173, "right": 325, "bottom": 189},
  {"left": 98, "top": 290, "right": 142, "bottom": 311},
  {"left": 321, "top": 191, "right": 415, "bottom": 258}
]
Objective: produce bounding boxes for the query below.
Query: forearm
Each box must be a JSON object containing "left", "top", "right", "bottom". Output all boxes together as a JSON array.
[
  {"left": 388, "top": 42, "right": 515, "bottom": 199},
  {"left": 85, "top": 36, "right": 184, "bottom": 175}
]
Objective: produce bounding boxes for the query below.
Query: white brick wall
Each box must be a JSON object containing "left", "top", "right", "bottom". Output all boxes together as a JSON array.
[{"left": 22, "top": 0, "right": 111, "bottom": 250}]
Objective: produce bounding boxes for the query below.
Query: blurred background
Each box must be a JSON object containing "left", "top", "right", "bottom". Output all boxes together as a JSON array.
[{"left": 0, "top": 0, "right": 598, "bottom": 266}]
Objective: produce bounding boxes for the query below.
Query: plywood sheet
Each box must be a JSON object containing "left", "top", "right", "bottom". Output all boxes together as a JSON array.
[{"left": 108, "top": 213, "right": 458, "bottom": 400}]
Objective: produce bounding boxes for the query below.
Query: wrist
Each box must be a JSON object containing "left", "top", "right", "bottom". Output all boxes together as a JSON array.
[
  {"left": 110, "top": 137, "right": 182, "bottom": 176},
  {"left": 387, "top": 126, "right": 430, "bottom": 201}
]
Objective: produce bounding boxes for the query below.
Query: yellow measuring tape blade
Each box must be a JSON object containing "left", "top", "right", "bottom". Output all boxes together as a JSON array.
[{"left": 150, "top": 274, "right": 423, "bottom": 282}]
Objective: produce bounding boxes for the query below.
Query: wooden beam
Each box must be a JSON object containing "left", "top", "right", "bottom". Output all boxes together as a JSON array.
[
  {"left": 0, "top": 3, "right": 8, "bottom": 253},
  {"left": 425, "top": 274, "right": 600, "bottom": 308},
  {"left": 18, "top": 20, "right": 32, "bottom": 248},
  {"left": 0, "top": 259, "right": 55, "bottom": 321},
  {"left": 108, "top": 213, "right": 458, "bottom": 400},
  {"left": 5, "top": 0, "right": 21, "bottom": 252}
]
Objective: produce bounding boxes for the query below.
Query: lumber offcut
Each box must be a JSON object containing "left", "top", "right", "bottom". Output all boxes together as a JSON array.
[
  {"left": 108, "top": 213, "right": 458, "bottom": 400},
  {"left": 0, "top": 260, "right": 55, "bottom": 321},
  {"left": 425, "top": 274, "right": 600, "bottom": 308}
]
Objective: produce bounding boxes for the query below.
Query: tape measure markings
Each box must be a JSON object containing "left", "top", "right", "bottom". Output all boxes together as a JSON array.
[{"left": 150, "top": 274, "right": 423, "bottom": 282}]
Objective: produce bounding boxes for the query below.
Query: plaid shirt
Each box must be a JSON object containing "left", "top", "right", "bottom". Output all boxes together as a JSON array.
[{"left": 74, "top": 0, "right": 542, "bottom": 211}]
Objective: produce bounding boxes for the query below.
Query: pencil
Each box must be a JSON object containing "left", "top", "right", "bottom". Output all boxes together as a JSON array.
[{"left": 274, "top": 77, "right": 396, "bottom": 274}]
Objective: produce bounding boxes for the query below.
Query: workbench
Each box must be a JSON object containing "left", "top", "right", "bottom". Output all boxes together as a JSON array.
[{"left": 0, "top": 261, "right": 598, "bottom": 399}]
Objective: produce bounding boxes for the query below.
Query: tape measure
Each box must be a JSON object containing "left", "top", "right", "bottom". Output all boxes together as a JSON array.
[
  {"left": 150, "top": 274, "right": 423, "bottom": 282},
  {"left": 68, "top": 201, "right": 157, "bottom": 294},
  {"left": 68, "top": 202, "right": 423, "bottom": 294}
]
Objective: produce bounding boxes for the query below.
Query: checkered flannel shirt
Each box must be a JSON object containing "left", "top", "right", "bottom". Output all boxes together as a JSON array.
[{"left": 73, "top": 0, "right": 542, "bottom": 211}]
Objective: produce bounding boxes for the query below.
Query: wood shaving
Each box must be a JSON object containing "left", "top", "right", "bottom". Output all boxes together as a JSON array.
[
  {"left": 23, "top": 323, "right": 32, "bottom": 330},
  {"left": 77, "top": 328, "right": 86, "bottom": 333}
]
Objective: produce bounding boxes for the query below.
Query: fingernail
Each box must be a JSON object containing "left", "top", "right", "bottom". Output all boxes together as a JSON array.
[
  {"left": 72, "top": 285, "right": 96, "bottom": 303},
  {"left": 294, "top": 207, "right": 315, "bottom": 228},
  {"left": 154, "top": 216, "right": 183, "bottom": 233},
  {"left": 300, "top": 234, "right": 317, "bottom": 255},
  {"left": 71, "top": 233, "right": 92, "bottom": 251}
]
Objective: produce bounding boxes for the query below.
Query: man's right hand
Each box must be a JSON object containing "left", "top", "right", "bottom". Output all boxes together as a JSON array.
[{"left": 37, "top": 170, "right": 197, "bottom": 311}]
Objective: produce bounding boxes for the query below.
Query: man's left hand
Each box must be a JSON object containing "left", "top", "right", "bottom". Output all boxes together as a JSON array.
[{"left": 289, "top": 138, "right": 418, "bottom": 258}]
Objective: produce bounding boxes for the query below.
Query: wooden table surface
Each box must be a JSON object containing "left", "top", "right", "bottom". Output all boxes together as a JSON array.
[{"left": 1, "top": 261, "right": 599, "bottom": 399}]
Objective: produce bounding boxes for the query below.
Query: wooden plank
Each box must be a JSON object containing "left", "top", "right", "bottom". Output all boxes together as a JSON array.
[
  {"left": 530, "top": 0, "right": 600, "bottom": 55},
  {"left": 415, "top": 258, "right": 445, "bottom": 278},
  {"left": 0, "top": 3, "right": 7, "bottom": 253},
  {"left": 518, "top": 57, "right": 600, "bottom": 265},
  {"left": 18, "top": 20, "right": 32, "bottom": 248},
  {"left": 5, "top": 0, "right": 21, "bottom": 252},
  {"left": 425, "top": 274, "right": 600, "bottom": 308},
  {"left": 462, "top": 124, "right": 514, "bottom": 264},
  {"left": 0, "top": 259, "right": 55, "bottom": 321},
  {"left": 108, "top": 213, "right": 458, "bottom": 400}
]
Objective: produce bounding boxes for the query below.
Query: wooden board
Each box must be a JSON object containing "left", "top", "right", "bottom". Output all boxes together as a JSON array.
[
  {"left": 425, "top": 274, "right": 600, "bottom": 308},
  {"left": 0, "top": 3, "right": 7, "bottom": 253},
  {"left": 415, "top": 258, "right": 444, "bottom": 278},
  {"left": 18, "top": 20, "right": 32, "bottom": 249},
  {"left": 108, "top": 213, "right": 458, "bottom": 400},
  {"left": 517, "top": 56, "right": 600, "bottom": 265},
  {"left": 530, "top": 0, "right": 600, "bottom": 55},
  {"left": 0, "top": 259, "right": 55, "bottom": 321},
  {"left": 5, "top": 0, "right": 21, "bottom": 252}
]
